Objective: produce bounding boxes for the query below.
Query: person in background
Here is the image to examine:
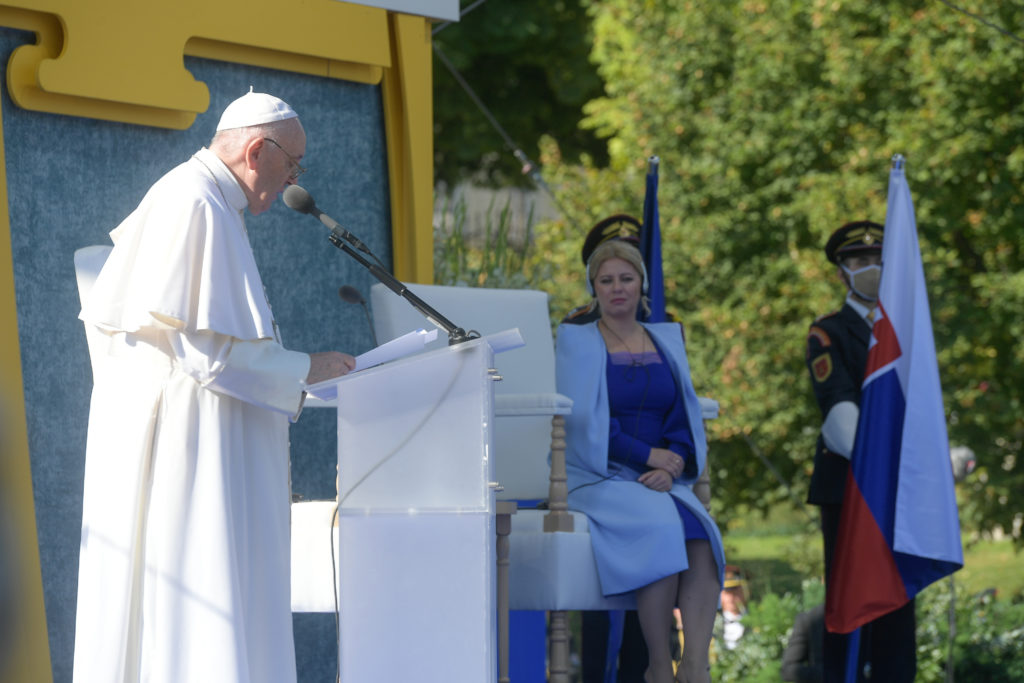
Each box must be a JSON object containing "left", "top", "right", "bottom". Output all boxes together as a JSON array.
[
  {"left": 804, "top": 221, "right": 916, "bottom": 682},
  {"left": 780, "top": 604, "right": 825, "bottom": 683},
  {"left": 717, "top": 565, "right": 748, "bottom": 651},
  {"left": 557, "top": 239, "right": 725, "bottom": 683},
  {"left": 73, "top": 89, "right": 355, "bottom": 683}
]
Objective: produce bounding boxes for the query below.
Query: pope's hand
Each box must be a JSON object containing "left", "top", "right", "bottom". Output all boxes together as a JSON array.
[{"left": 306, "top": 351, "right": 356, "bottom": 384}]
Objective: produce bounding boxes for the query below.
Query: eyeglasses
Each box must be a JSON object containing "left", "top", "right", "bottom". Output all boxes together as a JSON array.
[{"left": 263, "top": 137, "right": 306, "bottom": 180}]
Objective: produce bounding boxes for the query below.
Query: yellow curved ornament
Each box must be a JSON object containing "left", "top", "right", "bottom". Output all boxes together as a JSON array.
[{"left": 2, "top": 0, "right": 391, "bottom": 128}]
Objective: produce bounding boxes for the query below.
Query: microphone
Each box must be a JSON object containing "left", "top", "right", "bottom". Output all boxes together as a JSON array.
[
  {"left": 287, "top": 185, "right": 473, "bottom": 344},
  {"left": 283, "top": 185, "right": 371, "bottom": 254},
  {"left": 339, "top": 285, "right": 378, "bottom": 346}
]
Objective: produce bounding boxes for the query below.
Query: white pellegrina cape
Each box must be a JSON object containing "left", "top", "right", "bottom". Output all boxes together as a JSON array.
[{"left": 73, "top": 148, "right": 310, "bottom": 683}]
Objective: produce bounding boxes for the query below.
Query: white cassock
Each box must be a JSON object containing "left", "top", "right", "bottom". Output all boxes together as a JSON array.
[{"left": 73, "top": 147, "right": 310, "bottom": 683}]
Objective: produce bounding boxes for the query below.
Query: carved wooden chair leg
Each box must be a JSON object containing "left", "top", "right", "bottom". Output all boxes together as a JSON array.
[
  {"left": 548, "top": 610, "right": 571, "bottom": 683},
  {"left": 544, "top": 415, "right": 573, "bottom": 532},
  {"left": 496, "top": 501, "right": 516, "bottom": 683}
]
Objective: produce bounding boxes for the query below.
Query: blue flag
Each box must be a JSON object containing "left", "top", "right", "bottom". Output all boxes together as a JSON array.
[
  {"left": 640, "top": 156, "right": 666, "bottom": 322},
  {"left": 826, "top": 156, "right": 963, "bottom": 640}
]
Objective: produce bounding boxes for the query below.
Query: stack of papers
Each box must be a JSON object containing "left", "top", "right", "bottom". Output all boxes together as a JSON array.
[{"left": 305, "top": 328, "right": 438, "bottom": 401}]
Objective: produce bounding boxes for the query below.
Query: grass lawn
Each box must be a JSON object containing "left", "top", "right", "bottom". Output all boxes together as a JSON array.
[
  {"left": 957, "top": 536, "right": 1024, "bottom": 599},
  {"left": 722, "top": 506, "right": 1023, "bottom": 602},
  {"left": 722, "top": 531, "right": 818, "bottom": 600}
]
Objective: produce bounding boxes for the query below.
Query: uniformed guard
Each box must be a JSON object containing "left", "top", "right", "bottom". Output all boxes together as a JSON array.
[{"left": 805, "top": 220, "right": 916, "bottom": 682}]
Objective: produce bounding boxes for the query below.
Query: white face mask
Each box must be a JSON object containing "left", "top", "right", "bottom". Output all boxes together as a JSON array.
[{"left": 841, "top": 263, "right": 881, "bottom": 302}]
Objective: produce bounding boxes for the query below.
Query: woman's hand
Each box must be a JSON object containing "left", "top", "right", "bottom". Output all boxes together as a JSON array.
[
  {"left": 638, "top": 468, "right": 674, "bottom": 492},
  {"left": 646, "top": 447, "right": 685, "bottom": 479}
]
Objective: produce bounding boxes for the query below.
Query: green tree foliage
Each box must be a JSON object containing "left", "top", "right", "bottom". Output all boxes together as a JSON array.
[
  {"left": 529, "top": 0, "right": 1024, "bottom": 539},
  {"left": 432, "top": 0, "right": 607, "bottom": 186}
]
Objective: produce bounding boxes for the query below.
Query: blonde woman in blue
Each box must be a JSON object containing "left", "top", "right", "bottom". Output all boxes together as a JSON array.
[{"left": 556, "top": 240, "right": 725, "bottom": 683}]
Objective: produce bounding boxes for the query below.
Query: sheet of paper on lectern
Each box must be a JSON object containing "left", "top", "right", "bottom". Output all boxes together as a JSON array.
[
  {"left": 305, "top": 328, "right": 437, "bottom": 402},
  {"left": 353, "top": 328, "right": 438, "bottom": 372}
]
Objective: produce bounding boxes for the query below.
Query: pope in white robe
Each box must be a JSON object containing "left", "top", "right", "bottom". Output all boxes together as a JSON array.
[{"left": 72, "top": 92, "right": 354, "bottom": 683}]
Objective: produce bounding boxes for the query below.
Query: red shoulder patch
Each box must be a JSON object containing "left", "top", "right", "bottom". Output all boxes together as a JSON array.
[{"left": 812, "top": 353, "right": 833, "bottom": 383}]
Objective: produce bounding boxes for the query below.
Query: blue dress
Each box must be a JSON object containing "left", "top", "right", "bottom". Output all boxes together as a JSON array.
[
  {"left": 557, "top": 322, "right": 725, "bottom": 596},
  {"left": 606, "top": 348, "right": 709, "bottom": 542}
]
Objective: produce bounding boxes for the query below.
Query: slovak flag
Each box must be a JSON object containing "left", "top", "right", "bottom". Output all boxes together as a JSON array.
[{"left": 825, "top": 155, "right": 963, "bottom": 635}]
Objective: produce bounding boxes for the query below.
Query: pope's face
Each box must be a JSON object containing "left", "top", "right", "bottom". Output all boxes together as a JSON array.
[
  {"left": 249, "top": 123, "right": 306, "bottom": 215},
  {"left": 593, "top": 257, "right": 643, "bottom": 319}
]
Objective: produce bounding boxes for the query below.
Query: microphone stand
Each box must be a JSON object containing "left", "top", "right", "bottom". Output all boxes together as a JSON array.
[{"left": 322, "top": 228, "right": 476, "bottom": 346}]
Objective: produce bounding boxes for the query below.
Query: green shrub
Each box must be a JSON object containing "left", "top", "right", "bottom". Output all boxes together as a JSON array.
[
  {"left": 433, "top": 193, "right": 545, "bottom": 290},
  {"left": 952, "top": 589, "right": 1024, "bottom": 682},
  {"left": 713, "top": 581, "right": 819, "bottom": 682},
  {"left": 712, "top": 577, "right": 1024, "bottom": 682}
]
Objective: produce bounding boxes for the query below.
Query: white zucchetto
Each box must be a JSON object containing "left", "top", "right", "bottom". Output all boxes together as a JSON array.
[{"left": 216, "top": 87, "right": 298, "bottom": 131}]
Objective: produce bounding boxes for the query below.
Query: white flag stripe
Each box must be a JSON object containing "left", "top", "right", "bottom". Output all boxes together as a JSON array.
[{"left": 882, "top": 160, "right": 963, "bottom": 564}]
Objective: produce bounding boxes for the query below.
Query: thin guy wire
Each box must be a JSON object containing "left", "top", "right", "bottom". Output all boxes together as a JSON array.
[
  {"left": 432, "top": 42, "right": 565, "bottom": 212},
  {"left": 432, "top": 0, "right": 491, "bottom": 36},
  {"left": 932, "top": 0, "right": 1024, "bottom": 44}
]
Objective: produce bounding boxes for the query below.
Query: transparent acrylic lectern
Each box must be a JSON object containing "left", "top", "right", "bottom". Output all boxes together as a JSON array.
[{"left": 308, "top": 329, "right": 522, "bottom": 683}]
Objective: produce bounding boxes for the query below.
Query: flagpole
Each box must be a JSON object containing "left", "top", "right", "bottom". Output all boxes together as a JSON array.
[
  {"left": 640, "top": 155, "right": 666, "bottom": 322},
  {"left": 844, "top": 628, "right": 861, "bottom": 683}
]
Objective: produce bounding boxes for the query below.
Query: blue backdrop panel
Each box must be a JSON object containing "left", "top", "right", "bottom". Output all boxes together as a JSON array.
[{"left": 2, "top": 28, "right": 392, "bottom": 682}]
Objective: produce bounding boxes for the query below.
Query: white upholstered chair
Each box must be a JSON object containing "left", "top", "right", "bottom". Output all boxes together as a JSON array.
[
  {"left": 73, "top": 245, "right": 114, "bottom": 376},
  {"left": 369, "top": 282, "right": 719, "bottom": 682},
  {"left": 73, "top": 245, "right": 114, "bottom": 362}
]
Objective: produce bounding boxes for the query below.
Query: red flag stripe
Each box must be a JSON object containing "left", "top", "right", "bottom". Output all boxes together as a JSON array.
[{"left": 826, "top": 474, "right": 909, "bottom": 633}]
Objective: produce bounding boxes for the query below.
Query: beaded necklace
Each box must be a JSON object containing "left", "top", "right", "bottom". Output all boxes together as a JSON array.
[{"left": 599, "top": 319, "right": 647, "bottom": 367}]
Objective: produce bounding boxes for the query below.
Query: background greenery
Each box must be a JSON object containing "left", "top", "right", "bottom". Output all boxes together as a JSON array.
[
  {"left": 434, "top": 0, "right": 1024, "bottom": 550},
  {"left": 432, "top": 1, "right": 1024, "bottom": 678},
  {"left": 709, "top": 573, "right": 1024, "bottom": 683}
]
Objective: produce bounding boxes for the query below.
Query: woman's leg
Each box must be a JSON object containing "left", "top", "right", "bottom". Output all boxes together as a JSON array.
[
  {"left": 635, "top": 573, "right": 678, "bottom": 683},
  {"left": 674, "top": 540, "right": 719, "bottom": 683}
]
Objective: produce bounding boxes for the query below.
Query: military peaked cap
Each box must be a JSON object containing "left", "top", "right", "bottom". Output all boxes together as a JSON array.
[
  {"left": 825, "top": 220, "right": 884, "bottom": 264},
  {"left": 580, "top": 214, "right": 642, "bottom": 265}
]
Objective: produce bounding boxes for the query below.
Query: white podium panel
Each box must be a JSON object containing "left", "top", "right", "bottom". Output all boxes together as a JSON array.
[
  {"left": 336, "top": 340, "right": 493, "bottom": 511},
  {"left": 337, "top": 513, "right": 494, "bottom": 682},
  {"left": 332, "top": 336, "right": 502, "bottom": 683}
]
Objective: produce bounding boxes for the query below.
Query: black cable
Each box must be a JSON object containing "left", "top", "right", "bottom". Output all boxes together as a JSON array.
[
  {"left": 325, "top": 355, "right": 480, "bottom": 681},
  {"left": 330, "top": 504, "right": 340, "bottom": 683}
]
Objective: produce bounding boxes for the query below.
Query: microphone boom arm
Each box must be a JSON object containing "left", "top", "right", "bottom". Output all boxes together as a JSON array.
[{"left": 323, "top": 229, "right": 475, "bottom": 345}]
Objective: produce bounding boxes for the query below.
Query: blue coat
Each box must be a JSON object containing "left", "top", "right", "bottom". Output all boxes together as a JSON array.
[{"left": 556, "top": 321, "right": 725, "bottom": 596}]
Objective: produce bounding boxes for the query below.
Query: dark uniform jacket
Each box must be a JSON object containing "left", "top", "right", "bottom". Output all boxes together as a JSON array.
[
  {"left": 805, "top": 303, "right": 870, "bottom": 506},
  {"left": 562, "top": 303, "right": 600, "bottom": 325}
]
